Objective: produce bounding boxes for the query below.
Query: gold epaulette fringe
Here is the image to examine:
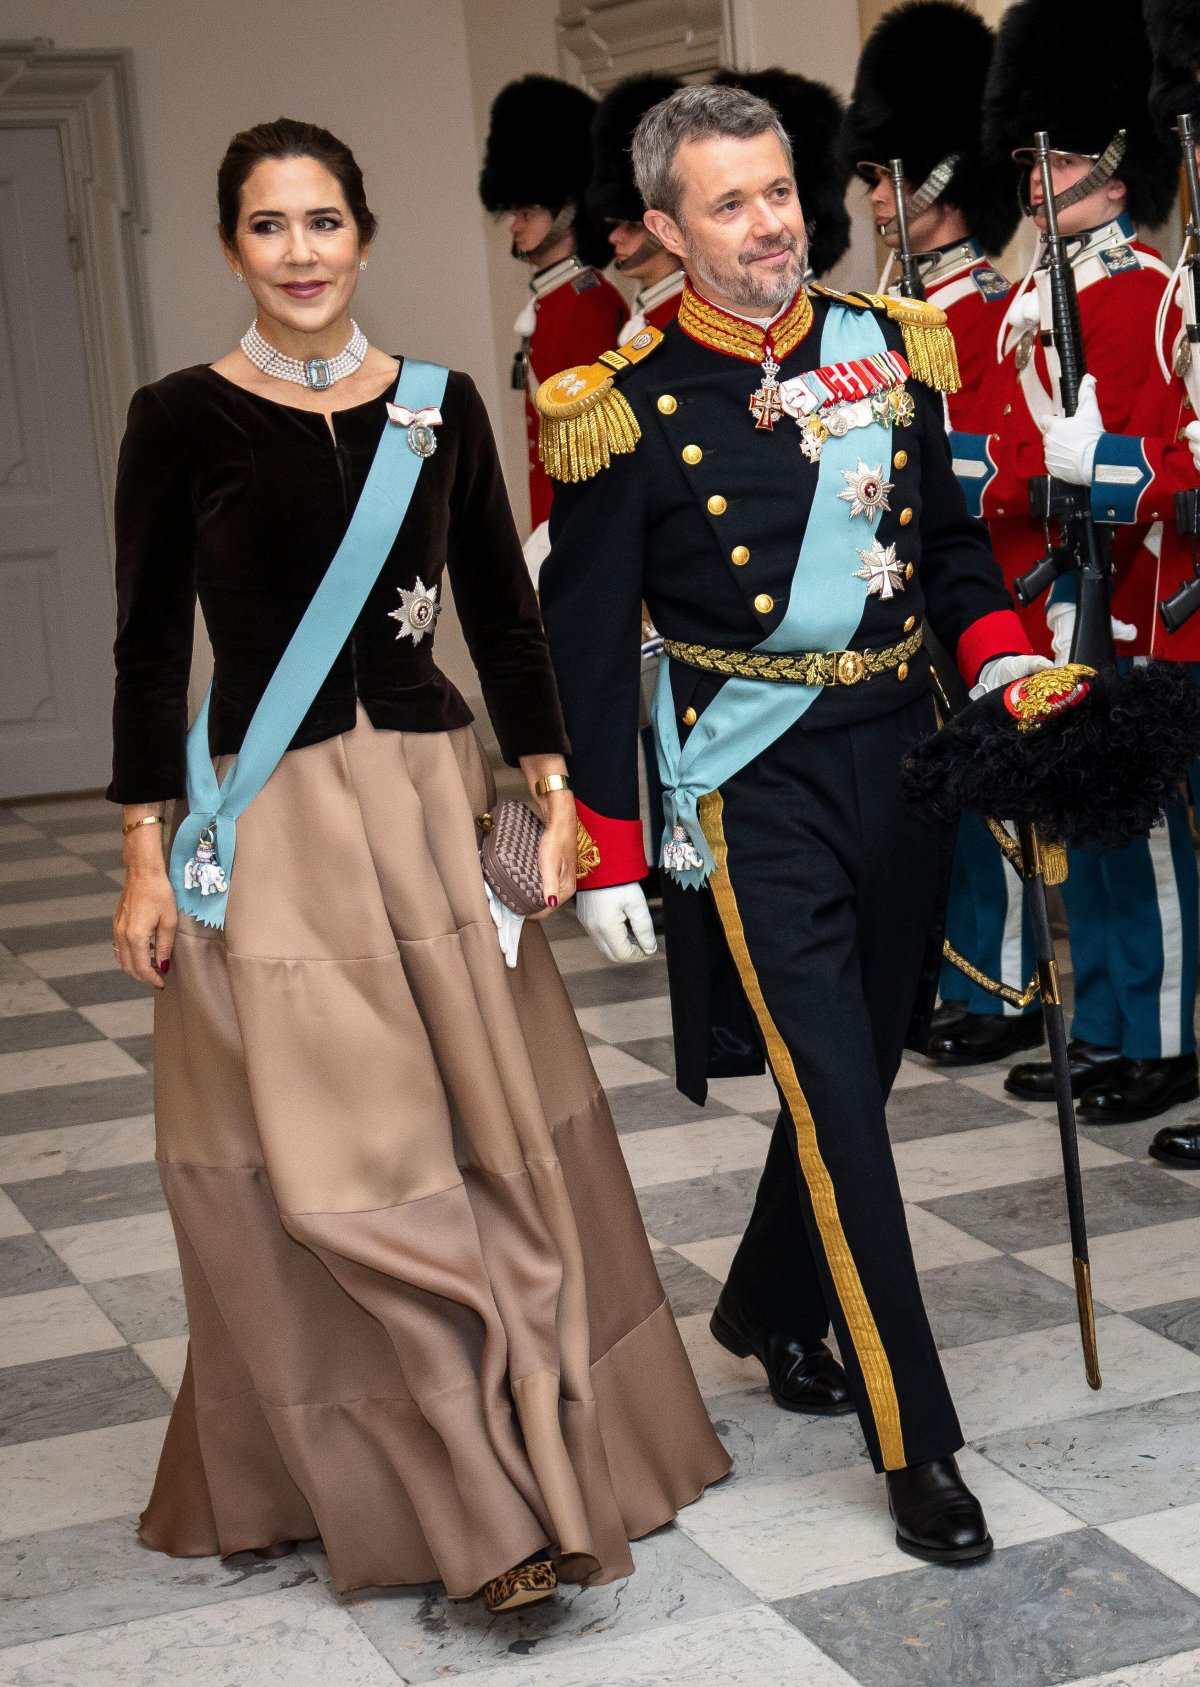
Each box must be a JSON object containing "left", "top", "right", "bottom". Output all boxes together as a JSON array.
[
  {"left": 812, "top": 284, "right": 961, "bottom": 395},
  {"left": 535, "top": 326, "right": 663, "bottom": 484}
]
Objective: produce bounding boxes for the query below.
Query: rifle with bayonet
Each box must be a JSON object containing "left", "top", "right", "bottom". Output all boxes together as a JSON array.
[
  {"left": 1158, "top": 110, "right": 1200, "bottom": 633},
  {"left": 889, "top": 157, "right": 926, "bottom": 301},
  {"left": 1012, "top": 133, "right": 1117, "bottom": 674}
]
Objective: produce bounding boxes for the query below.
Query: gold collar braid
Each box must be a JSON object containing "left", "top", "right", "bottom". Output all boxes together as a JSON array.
[{"left": 677, "top": 283, "right": 814, "bottom": 364}]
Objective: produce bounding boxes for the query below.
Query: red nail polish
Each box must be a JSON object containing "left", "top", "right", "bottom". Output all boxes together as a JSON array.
[
  {"left": 547, "top": 895, "right": 558, "bottom": 908},
  {"left": 159, "top": 958, "right": 170, "bottom": 975}
]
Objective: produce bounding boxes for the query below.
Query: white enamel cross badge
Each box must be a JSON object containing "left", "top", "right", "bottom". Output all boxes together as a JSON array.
[
  {"left": 389, "top": 578, "right": 441, "bottom": 643},
  {"left": 853, "top": 539, "right": 905, "bottom": 600}
]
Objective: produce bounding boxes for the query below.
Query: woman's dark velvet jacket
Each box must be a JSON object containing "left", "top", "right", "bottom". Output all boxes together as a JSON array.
[{"left": 108, "top": 361, "right": 568, "bottom": 804}]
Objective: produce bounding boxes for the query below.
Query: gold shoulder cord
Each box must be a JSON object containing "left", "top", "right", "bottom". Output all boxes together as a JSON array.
[
  {"left": 811, "top": 283, "right": 961, "bottom": 395},
  {"left": 535, "top": 326, "right": 664, "bottom": 484}
]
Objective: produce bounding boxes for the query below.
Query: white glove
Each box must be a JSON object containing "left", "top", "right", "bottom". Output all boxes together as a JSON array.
[
  {"left": 971, "top": 653, "right": 1054, "bottom": 700},
  {"left": 576, "top": 883, "right": 657, "bottom": 964},
  {"left": 1045, "top": 601, "right": 1137, "bottom": 666},
  {"left": 1185, "top": 420, "right": 1200, "bottom": 476},
  {"left": 1040, "top": 374, "right": 1103, "bottom": 486},
  {"left": 522, "top": 521, "right": 551, "bottom": 590},
  {"left": 483, "top": 880, "right": 524, "bottom": 970}
]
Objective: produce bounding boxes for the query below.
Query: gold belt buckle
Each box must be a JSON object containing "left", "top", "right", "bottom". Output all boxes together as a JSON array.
[{"left": 831, "top": 649, "right": 866, "bottom": 686}]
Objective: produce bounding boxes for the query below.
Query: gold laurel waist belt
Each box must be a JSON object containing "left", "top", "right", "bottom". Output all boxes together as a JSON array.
[{"left": 661, "top": 624, "right": 924, "bottom": 687}]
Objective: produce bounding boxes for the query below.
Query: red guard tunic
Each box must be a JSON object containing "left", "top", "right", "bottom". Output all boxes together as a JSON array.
[
  {"left": 948, "top": 215, "right": 1173, "bottom": 656},
  {"left": 618, "top": 268, "right": 686, "bottom": 345},
  {"left": 519, "top": 257, "right": 626, "bottom": 529}
]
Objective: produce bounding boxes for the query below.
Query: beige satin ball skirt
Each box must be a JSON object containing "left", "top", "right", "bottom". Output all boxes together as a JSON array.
[{"left": 140, "top": 711, "right": 730, "bottom": 1598}]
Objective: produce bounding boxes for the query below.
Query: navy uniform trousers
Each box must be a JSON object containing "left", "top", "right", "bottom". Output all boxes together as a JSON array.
[{"left": 697, "top": 691, "right": 963, "bottom": 1473}]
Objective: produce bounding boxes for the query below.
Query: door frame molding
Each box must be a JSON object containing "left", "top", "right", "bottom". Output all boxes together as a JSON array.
[{"left": 0, "top": 39, "right": 154, "bottom": 556}]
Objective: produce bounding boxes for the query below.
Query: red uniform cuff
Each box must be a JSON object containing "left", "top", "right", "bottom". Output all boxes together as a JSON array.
[
  {"left": 575, "top": 801, "right": 648, "bottom": 890},
  {"left": 956, "top": 610, "right": 1033, "bottom": 687}
]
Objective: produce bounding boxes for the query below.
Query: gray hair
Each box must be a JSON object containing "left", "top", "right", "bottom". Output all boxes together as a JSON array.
[{"left": 632, "top": 83, "right": 794, "bottom": 224}]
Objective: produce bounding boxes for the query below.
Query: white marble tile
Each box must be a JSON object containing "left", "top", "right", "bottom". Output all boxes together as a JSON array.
[
  {"left": 675, "top": 1233, "right": 741, "bottom": 1283},
  {"left": 575, "top": 994, "right": 674, "bottom": 1044},
  {"left": 134, "top": 1335, "right": 188, "bottom": 1398},
  {"left": 1102, "top": 1502, "right": 1200, "bottom": 1599},
  {"left": 1018, "top": 1216, "right": 1200, "bottom": 1312},
  {"left": 0, "top": 977, "right": 66, "bottom": 1018},
  {"left": 706, "top": 1072, "right": 779, "bottom": 1115},
  {"left": 44, "top": 1211, "right": 178, "bottom": 1283},
  {"left": 675, "top": 1447, "right": 1080, "bottom": 1601},
  {"left": 456, "top": 1605, "right": 858, "bottom": 1687},
  {"left": 904, "top": 1202, "right": 1000, "bottom": 1270},
  {"left": 0, "top": 822, "right": 43, "bottom": 843},
  {"left": 52, "top": 829, "right": 123, "bottom": 853},
  {"left": 586, "top": 1045, "right": 670, "bottom": 1090},
  {"left": 544, "top": 933, "right": 611, "bottom": 974},
  {"left": 893, "top": 1117, "right": 1125, "bottom": 1202},
  {"left": 78, "top": 998, "right": 154, "bottom": 1040},
  {"left": 945, "top": 1315, "right": 1200, "bottom": 1441},
  {"left": 0, "top": 1189, "right": 32, "bottom": 1238},
  {"left": 12, "top": 798, "right": 110, "bottom": 823},
  {"left": 0, "top": 1040, "right": 144, "bottom": 1096},
  {"left": 1067, "top": 1650, "right": 1200, "bottom": 1686},
  {"left": 0, "top": 891, "right": 117, "bottom": 931},
  {"left": 20, "top": 942, "right": 119, "bottom": 980},
  {"left": 0, "top": 856, "right": 94, "bottom": 887},
  {"left": 0, "top": 1285, "right": 125, "bottom": 1368},
  {"left": 0, "top": 1115, "right": 155, "bottom": 1183},
  {"left": 0, "top": 1581, "right": 397, "bottom": 1686},
  {"left": 675, "top": 1310, "right": 763, "bottom": 1399},
  {"left": 619, "top": 1115, "right": 769, "bottom": 1189},
  {"left": 0, "top": 1417, "right": 166, "bottom": 1541}
]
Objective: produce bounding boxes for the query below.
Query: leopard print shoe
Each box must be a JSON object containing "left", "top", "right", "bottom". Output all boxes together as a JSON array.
[{"left": 482, "top": 1553, "right": 558, "bottom": 1612}]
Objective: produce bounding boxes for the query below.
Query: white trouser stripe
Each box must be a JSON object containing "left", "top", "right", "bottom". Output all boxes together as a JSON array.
[
  {"left": 1148, "top": 821, "right": 1185, "bottom": 1058},
  {"left": 999, "top": 857, "right": 1027, "bottom": 1018}
]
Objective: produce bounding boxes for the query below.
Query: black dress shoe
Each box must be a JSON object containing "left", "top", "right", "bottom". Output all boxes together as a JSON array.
[
  {"left": 930, "top": 1000, "right": 969, "bottom": 1034},
  {"left": 710, "top": 1291, "right": 854, "bottom": 1415},
  {"left": 1005, "top": 1038, "right": 1122, "bottom": 1101},
  {"left": 926, "top": 1012, "right": 1044, "bottom": 1068},
  {"left": 1149, "top": 1120, "right": 1200, "bottom": 1166},
  {"left": 886, "top": 1456, "right": 993, "bottom": 1565},
  {"left": 1079, "top": 1053, "right": 1200, "bottom": 1125}
]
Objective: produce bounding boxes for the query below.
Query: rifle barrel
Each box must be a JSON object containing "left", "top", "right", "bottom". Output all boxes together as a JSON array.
[{"left": 888, "top": 157, "right": 925, "bottom": 301}]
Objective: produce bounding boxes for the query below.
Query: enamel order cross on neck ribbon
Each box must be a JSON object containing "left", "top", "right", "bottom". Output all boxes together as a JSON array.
[
  {"left": 749, "top": 350, "right": 784, "bottom": 430},
  {"left": 778, "top": 348, "right": 913, "bottom": 462}
]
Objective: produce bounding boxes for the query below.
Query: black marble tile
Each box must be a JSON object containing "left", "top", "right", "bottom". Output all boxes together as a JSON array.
[
  {"left": 0, "top": 841, "right": 60, "bottom": 863},
  {"left": 616, "top": 1035, "right": 676, "bottom": 1079},
  {"left": 564, "top": 957, "right": 672, "bottom": 1009},
  {"left": 0, "top": 872, "right": 104, "bottom": 907},
  {"left": 52, "top": 970, "right": 148, "bottom": 1008},
  {"left": 777, "top": 1530, "right": 1200, "bottom": 1686},
  {"left": 608, "top": 1079, "right": 730, "bottom": 1135},
  {"left": 1127, "top": 1296, "right": 1200, "bottom": 1359},
  {"left": 3, "top": 918, "right": 115, "bottom": 954},
  {"left": 637, "top": 1166, "right": 761, "bottom": 1245},
  {"left": 922, "top": 1254, "right": 1089, "bottom": 1348},
  {"left": 922, "top": 1159, "right": 1200, "bottom": 1253},
  {"left": 0, "top": 1233, "right": 76, "bottom": 1297},
  {"left": 0, "top": 1074, "right": 154, "bottom": 1137},
  {"left": 0, "top": 1348, "right": 172, "bottom": 1447},
  {"left": 87, "top": 1268, "right": 185, "bottom": 1344},
  {"left": 115, "top": 1034, "right": 154, "bottom": 1069},
  {"left": 0, "top": 1012, "right": 102, "bottom": 1055},
  {"left": 652, "top": 1246, "right": 721, "bottom": 1319},
  {"left": 886, "top": 1081, "right": 1035, "bottom": 1143},
  {"left": 6, "top": 1161, "right": 166, "bottom": 1231}
]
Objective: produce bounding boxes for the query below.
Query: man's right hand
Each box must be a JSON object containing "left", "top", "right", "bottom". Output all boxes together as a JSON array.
[{"left": 576, "top": 883, "right": 657, "bottom": 963}]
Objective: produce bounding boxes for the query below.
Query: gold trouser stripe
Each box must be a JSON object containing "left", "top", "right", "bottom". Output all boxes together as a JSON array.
[{"left": 698, "top": 789, "right": 907, "bottom": 1471}]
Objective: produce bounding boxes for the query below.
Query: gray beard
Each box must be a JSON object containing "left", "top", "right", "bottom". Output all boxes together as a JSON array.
[{"left": 688, "top": 234, "right": 808, "bottom": 314}]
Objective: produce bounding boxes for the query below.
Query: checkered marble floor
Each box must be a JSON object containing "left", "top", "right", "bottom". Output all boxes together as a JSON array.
[{"left": 3, "top": 794, "right": 1200, "bottom": 1686}]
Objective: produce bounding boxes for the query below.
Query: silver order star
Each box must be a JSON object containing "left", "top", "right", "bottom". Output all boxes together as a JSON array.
[
  {"left": 853, "top": 539, "right": 906, "bottom": 600},
  {"left": 388, "top": 577, "right": 441, "bottom": 644},
  {"left": 838, "top": 459, "right": 893, "bottom": 522}
]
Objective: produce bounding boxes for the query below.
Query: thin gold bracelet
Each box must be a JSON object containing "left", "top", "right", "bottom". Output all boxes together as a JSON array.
[
  {"left": 122, "top": 815, "right": 165, "bottom": 836},
  {"left": 534, "top": 773, "right": 571, "bottom": 797}
]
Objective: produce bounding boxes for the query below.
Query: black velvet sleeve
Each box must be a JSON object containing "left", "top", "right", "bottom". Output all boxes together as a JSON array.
[
  {"left": 107, "top": 384, "right": 198, "bottom": 804},
  {"left": 445, "top": 375, "right": 568, "bottom": 764}
]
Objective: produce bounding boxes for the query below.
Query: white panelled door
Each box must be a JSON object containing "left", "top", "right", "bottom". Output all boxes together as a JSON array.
[{"left": 0, "top": 126, "right": 116, "bottom": 798}]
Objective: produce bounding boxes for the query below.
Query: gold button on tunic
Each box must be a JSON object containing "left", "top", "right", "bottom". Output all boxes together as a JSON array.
[
  {"left": 657, "top": 394, "right": 677, "bottom": 415},
  {"left": 707, "top": 494, "right": 727, "bottom": 515},
  {"left": 893, "top": 449, "right": 908, "bottom": 469},
  {"left": 754, "top": 593, "right": 774, "bottom": 614},
  {"left": 731, "top": 546, "right": 750, "bottom": 566},
  {"left": 903, "top": 615, "right": 916, "bottom": 633},
  {"left": 682, "top": 706, "right": 698, "bottom": 726},
  {"left": 682, "top": 444, "right": 702, "bottom": 464},
  {"left": 899, "top": 508, "right": 914, "bottom": 527},
  {"left": 897, "top": 662, "right": 909, "bottom": 682}
]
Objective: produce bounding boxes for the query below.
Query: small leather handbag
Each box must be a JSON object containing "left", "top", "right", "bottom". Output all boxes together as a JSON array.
[{"left": 478, "top": 802, "right": 546, "bottom": 916}]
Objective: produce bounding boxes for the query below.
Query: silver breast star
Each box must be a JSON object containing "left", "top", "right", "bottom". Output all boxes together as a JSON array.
[
  {"left": 838, "top": 460, "right": 894, "bottom": 522},
  {"left": 853, "top": 539, "right": 905, "bottom": 600},
  {"left": 389, "top": 578, "right": 441, "bottom": 644}
]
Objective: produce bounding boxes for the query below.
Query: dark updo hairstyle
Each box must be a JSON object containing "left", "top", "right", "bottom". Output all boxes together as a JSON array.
[{"left": 217, "top": 117, "right": 378, "bottom": 248}]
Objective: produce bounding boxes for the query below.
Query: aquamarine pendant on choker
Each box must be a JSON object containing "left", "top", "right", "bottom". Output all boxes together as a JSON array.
[{"left": 240, "top": 319, "right": 368, "bottom": 389}]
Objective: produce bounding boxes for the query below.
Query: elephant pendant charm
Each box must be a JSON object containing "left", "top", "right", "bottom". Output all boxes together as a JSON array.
[
  {"left": 183, "top": 828, "right": 229, "bottom": 897},
  {"left": 662, "top": 824, "right": 704, "bottom": 874}
]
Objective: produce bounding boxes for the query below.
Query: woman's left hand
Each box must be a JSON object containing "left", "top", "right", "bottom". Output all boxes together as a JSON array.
[{"left": 533, "top": 799, "right": 577, "bottom": 917}]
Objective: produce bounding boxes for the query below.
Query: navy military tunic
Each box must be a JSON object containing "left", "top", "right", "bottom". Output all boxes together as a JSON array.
[{"left": 539, "top": 283, "right": 1029, "bottom": 1473}]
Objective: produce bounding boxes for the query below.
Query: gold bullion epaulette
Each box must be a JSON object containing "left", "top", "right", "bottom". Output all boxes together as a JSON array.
[
  {"left": 811, "top": 284, "right": 961, "bottom": 395},
  {"left": 535, "top": 325, "right": 664, "bottom": 484}
]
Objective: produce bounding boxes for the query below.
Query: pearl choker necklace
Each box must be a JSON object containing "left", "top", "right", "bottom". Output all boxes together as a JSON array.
[{"left": 240, "top": 319, "right": 368, "bottom": 390}]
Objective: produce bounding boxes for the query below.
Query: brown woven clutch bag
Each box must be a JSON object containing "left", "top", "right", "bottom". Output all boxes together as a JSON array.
[{"left": 479, "top": 801, "right": 546, "bottom": 916}]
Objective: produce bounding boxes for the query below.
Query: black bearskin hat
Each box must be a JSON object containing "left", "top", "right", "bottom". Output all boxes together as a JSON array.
[
  {"left": 713, "top": 69, "right": 852, "bottom": 277},
  {"left": 981, "top": 0, "right": 1179, "bottom": 229},
  {"left": 1145, "top": 0, "right": 1200, "bottom": 133},
  {"left": 587, "top": 74, "right": 681, "bottom": 225},
  {"left": 841, "top": 1, "right": 1021, "bottom": 257},
  {"left": 479, "top": 75, "right": 611, "bottom": 267},
  {"left": 901, "top": 663, "right": 1200, "bottom": 853}
]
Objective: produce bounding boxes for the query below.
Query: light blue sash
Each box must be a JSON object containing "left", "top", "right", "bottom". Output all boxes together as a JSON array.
[
  {"left": 652, "top": 306, "right": 892, "bottom": 886},
  {"left": 169, "top": 358, "right": 450, "bottom": 928}
]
